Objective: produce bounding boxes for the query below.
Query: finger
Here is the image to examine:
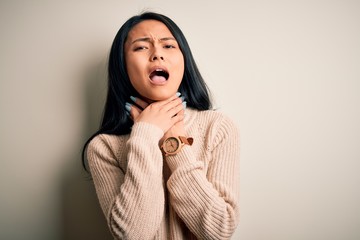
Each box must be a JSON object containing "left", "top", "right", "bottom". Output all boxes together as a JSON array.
[
  {"left": 162, "top": 96, "right": 183, "bottom": 113},
  {"left": 130, "top": 96, "right": 149, "bottom": 110},
  {"left": 170, "top": 110, "right": 185, "bottom": 125},
  {"left": 177, "top": 108, "right": 185, "bottom": 116},
  {"left": 166, "top": 101, "right": 185, "bottom": 119},
  {"left": 173, "top": 108, "right": 185, "bottom": 119},
  {"left": 156, "top": 92, "right": 182, "bottom": 108},
  {"left": 126, "top": 102, "right": 142, "bottom": 120}
]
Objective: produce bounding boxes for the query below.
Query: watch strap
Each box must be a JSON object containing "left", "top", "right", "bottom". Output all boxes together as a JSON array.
[{"left": 179, "top": 136, "right": 193, "bottom": 146}]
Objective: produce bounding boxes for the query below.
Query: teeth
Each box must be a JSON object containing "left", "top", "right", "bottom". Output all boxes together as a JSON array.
[{"left": 150, "top": 68, "right": 169, "bottom": 80}]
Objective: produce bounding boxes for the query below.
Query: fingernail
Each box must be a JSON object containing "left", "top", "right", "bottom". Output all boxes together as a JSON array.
[
  {"left": 182, "top": 101, "right": 187, "bottom": 109},
  {"left": 125, "top": 102, "right": 131, "bottom": 112},
  {"left": 176, "top": 92, "right": 181, "bottom": 97},
  {"left": 180, "top": 96, "right": 185, "bottom": 101},
  {"left": 125, "top": 111, "right": 130, "bottom": 117},
  {"left": 130, "top": 96, "right": 136, "bottom": 102}
]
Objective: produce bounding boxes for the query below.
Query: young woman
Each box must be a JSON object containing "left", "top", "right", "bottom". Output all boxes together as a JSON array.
[{"left": 83, "top": 12, "right": 240, "bottom": 240}]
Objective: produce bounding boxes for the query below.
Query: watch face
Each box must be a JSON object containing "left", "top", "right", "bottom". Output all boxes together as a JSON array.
[{"left": 164, "top": 137, "right": 180, "bottom": 153}]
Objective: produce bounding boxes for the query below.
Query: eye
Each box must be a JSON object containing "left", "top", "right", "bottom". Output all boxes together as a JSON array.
[
  {"left": 164, "top": 44, "right": 176, "bottom": 49},
  {"left": 134, "top": 46, "right": 148, "bottom": 51}
]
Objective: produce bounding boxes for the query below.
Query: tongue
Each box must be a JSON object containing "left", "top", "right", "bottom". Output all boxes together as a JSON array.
[{"left": 151, "top": 75, "right": 167, "bottom": 83}]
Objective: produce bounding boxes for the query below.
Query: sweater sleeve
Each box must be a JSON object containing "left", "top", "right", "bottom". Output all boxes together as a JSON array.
[
  {"left": 166, "top": 115, "right": 240, "bottom": 239},
  {"left": 87, "top": 122, "right": 165, "bottom": 240}
]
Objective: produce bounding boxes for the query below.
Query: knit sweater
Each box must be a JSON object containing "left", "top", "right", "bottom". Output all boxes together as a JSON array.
[{"left": 87, "top": 108, "right": 240, "bottom": 240}]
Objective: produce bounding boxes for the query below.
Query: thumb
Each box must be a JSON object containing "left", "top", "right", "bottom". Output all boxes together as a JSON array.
[{"left": 126, "top": 102, "right": 143, "bottom": 121}]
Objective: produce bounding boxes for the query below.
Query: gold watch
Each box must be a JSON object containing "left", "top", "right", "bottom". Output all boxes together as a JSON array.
[{"left": 161, "top": 136, "right": 193, "bottom": 156}]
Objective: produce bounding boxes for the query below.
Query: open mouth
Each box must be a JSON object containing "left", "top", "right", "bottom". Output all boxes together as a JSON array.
[{"left": 149, "top": 68, "right": 169, "bottom": 84}]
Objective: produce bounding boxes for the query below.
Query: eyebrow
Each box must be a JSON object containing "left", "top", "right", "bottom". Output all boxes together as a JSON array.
[{"left": 131, "top": 37, "right": 176, "bottom": 44}]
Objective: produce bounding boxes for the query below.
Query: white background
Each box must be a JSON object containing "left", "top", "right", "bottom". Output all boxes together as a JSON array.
[{"left": 1, "top": 1, "right": 359, "bottom": 239}]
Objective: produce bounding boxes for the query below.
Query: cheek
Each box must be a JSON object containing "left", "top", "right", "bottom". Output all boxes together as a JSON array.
[
  {"left": 174, "top": 55, "right": 185, "bottom": 78},
  {"left": 126, "top": 58, "right": 144, "bottom": 82}
]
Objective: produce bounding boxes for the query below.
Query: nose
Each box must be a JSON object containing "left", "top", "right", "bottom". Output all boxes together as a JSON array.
[
  {"left": 151, "top": 55, "right": 164, "bottom": 61},
  {"left": 150, "top": 48, "right": 164, "bottom": 62}
]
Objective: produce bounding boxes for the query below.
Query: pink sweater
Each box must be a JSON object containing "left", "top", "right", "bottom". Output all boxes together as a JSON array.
[{"left": 87, "top": 108, "right": 240, "bottom": 239}]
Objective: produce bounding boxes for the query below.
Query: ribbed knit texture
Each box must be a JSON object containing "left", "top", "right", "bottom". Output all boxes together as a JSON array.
[{"left": 87, "top": 108, "right": 240, "bottom": 240}]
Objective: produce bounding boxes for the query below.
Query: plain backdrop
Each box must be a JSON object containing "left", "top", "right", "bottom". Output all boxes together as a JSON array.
[{"left": 1, "top": 1, "right": 359, "bottom": 239}]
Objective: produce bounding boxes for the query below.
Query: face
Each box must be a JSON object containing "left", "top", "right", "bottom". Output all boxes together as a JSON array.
[{"left": 124, "top": 20, "right": 185, "bottom": 101}]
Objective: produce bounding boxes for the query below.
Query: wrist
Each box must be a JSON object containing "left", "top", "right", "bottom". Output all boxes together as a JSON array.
[
  {"left": 164, "top": 125, "right": 186, "bottom": 139},
  {"left": 160, "top": 135, "right": 193, "bottom": 156}
]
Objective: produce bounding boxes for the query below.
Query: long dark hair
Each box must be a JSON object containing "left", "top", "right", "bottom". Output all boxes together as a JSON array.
[{"left": 82, "top": 12, "right": 212, "bottom": 170}]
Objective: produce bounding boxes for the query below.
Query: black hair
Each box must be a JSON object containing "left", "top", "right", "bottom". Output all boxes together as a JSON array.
[{"left": 82, "top": 12, "right": 212, "bottom": 170}]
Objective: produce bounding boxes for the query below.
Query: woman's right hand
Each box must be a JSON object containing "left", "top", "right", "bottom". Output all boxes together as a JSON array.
[{"left": 126, "top": 93, "right": 185, "bottom": 134}]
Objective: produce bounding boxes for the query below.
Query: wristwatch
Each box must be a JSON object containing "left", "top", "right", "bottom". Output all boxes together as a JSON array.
[{"left": 161, "top": 136, "right": 193, "bottom": 156}]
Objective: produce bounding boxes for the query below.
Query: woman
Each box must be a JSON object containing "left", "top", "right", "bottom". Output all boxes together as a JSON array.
[{"left": 83, "top": 12, "right": 240, "bottom": 240}]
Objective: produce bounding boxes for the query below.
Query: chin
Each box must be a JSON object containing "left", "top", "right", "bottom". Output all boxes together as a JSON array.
[
  {"left": 150, "top": 95, "right": 171, "bottom": 102},
  {"left": 146, "top": 91, "right": 177, "bottom": 102}
]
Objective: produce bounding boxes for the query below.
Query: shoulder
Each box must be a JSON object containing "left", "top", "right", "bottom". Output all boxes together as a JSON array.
[
  {"left": 187, "top": 108, "right": 239, "bottom": 132},
  {"left": 87, "top": 133, "right": 128, "bottom": 163},
  {"left": 88, "top": 133, "right": 127, "bottom": 150},
  {"left": 187, "top": 108, "right": 240, "bottom": 148}
]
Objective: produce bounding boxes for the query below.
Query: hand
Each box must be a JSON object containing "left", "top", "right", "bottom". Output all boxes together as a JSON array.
[
  {"left": 162, "top": 109, "right": 186, "bottom": 140},
  {"left": 126, "top": 93, "right": 185, "bottom": 134}
]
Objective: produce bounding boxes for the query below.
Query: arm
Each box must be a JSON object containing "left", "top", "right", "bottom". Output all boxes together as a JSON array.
[
  {"left": 87, "top": 122, "right": 165, "bottom": 240},
  {"left": 166, "top": 115, "right": 240, "bottom": 239}
]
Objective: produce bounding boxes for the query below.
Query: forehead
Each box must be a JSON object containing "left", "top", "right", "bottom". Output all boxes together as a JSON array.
[{"left": 127, "top": 20, "right": 174, "bottom": 41}]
